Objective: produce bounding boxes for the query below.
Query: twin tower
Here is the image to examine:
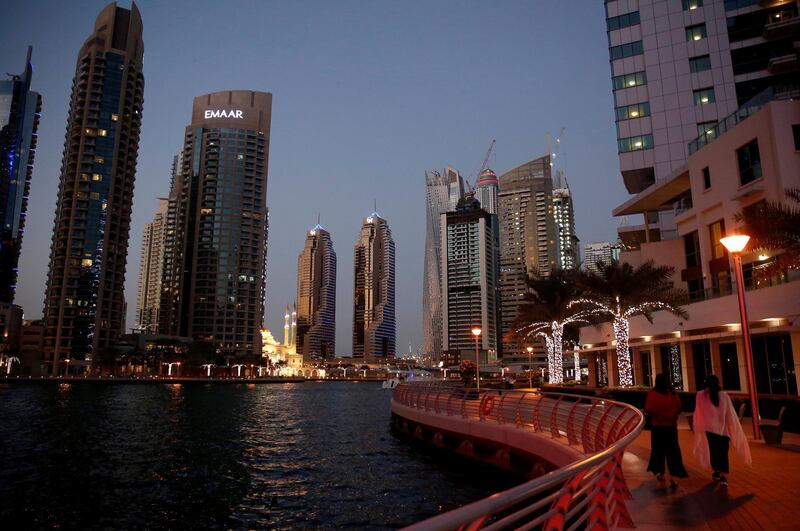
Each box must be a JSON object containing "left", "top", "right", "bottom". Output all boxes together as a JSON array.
[{"left": 293, "top": 214, "right": 396, "bottom": 363}]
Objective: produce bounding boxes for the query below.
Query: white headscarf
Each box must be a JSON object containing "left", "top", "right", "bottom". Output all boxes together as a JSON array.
[{"left": 692, "top": 389, "right": 752, "bottom": 470}]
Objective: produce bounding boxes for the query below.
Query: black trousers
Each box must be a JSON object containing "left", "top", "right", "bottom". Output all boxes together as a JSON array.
[
  {"left": 647, "top": 425, "right": 688, "bottom": 478},
  {"left": 706, "top": 432, "right": 730, "bottom": 474}
]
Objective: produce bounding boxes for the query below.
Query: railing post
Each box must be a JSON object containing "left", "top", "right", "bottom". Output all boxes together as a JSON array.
[
  {"left": 497, "top": 392, "right": 507, "bottom": 424},
  {"left": 515, "top": 393, "right": 526, "bottom": 428}
]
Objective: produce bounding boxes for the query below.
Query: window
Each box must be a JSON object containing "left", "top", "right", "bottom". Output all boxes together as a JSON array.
[
  {"left": 683, "top": 0, "right": 703, "bottom": 10},
  {"left": 111, "top": 113, "right": 119, "bottom": 121},
  {"left": 793, "top": 124, "right": 800, "bottom": 150},
  {"left": 720, "top": 343, "right": 741, "bottom": 390},
  {"left": 752, "top": 334, "right": 798, "bottom": 395},
  {"left": 607, "top": 11, "right": 640, "bottom": 31},
  {"left": 615, "top": 101, "right": 650, "bottom": 120},
  {"left": 686, "top": 23, "right": 707, "bottom": 41},
  {"left": 91, "top": 173, "right": 102, "bottom": 181},
  {"left": 737, "top": 139, "right": 762, "bottom": 185},
  {"left": 81, "top": 258, "right": 93, "bottom": 267},
  {"left": 725, "top": 0, "right": 758, "bottom": 10},
  {"left": 684, "top": 231, "right": 701, "bottom": 268},
  {"left": 610, "top": 40, "right": 644, "bottom": 60},
  {"left": 697, "top": 121, "right": 717, "bottom": 140},
  {"left": 693, "top": 87, "right": 715, "bottom": 105},
  {"left": 618, "top": 134, "right": 654, "bottom": 152},
  {"left": 89, "top": 192, "right": 100, "bottom": 200},
  {"left": 689, "top": 55, "right": 712, "bottom": 73},
  {"left": 692, "top": 341, "right": 713, "bottom": 390},
  {"left": 702, "top": 166, "right": 711, "bottom": 190},
  {"left": 612, "top": 71, "right": 647, "bottom": 90},
  {"left": 709, "top": 219, "right": 727, "bottom": 260}
]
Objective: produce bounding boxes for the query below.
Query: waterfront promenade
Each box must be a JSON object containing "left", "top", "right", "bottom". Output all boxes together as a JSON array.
[{"left": 624, "top": 418, "right": 800, "bottom": 530}]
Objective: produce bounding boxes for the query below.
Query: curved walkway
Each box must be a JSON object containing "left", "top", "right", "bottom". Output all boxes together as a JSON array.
[{"left": 624, "top": 418, "right": 800, "bottom": 530}]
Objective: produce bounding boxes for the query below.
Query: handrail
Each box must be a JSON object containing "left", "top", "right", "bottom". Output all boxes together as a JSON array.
[{"left": 391, "top": 381, "right": 644, "bottom": 530}]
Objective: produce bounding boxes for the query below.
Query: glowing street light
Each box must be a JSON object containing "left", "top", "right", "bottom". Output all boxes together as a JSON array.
[
  {"left": 720, "top": 233, "right": 760, "bottom": 440},
  {"left": 472, "top": 327, "right": 482, "bottom": 391}
]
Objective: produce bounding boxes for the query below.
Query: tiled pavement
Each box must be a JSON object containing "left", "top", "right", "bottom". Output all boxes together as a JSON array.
[{"left": 624, "top": 418, "right": 800, "bottom": 530}]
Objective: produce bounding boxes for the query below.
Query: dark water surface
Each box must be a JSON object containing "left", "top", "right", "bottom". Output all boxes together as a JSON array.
[{"left": 0, "top": 381, "right": 515, "bottom": 529}]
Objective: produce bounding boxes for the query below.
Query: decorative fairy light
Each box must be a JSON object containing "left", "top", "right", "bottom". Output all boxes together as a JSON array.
[
  {"left": 570, "top": 296, "right": 679, "bottom": 387},
  {"left": 516, "top": 309, "right": 593, "bottom": 385},
  {"left": 670, "top": 344, "right": 682, "bottom": 389},
  {"left": 573, "top": 346, "right": 581, "bottom": 383}
]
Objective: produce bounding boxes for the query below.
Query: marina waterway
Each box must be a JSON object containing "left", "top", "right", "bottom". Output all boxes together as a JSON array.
[{"left": 0, "top": 381, "right": 515, "bottom": 529}]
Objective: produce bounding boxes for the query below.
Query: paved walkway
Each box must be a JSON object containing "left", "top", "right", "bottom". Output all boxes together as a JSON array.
[{"left": 624, "top": 418, "right": 800, "bottom": 530}]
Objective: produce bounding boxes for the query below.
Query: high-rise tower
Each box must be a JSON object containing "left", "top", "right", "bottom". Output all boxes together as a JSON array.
[
  {"left": 135, "top": 198, "right": 167, "bottom": 333},
  {"left": 605, "top": 0, "right": 799, "bottom": 246},
  {"left": 441, "top": 196, "right": 499, "bottom": 360},
  {"left": 475, "top": 168, "right": 499, "bottom": 215},
  {"left": 497, "top": 155, "right": 557, "bottom": 364},
  {"left": 296, "top": 224, "right": 336, "bottom": 361},
  {"left": 422, "top": 166, "right": 464, "bottom": 363},
  {"left": 158, "top": 90, "right": 272, "bottom": 360},
  {"left": 0, "top": 47, "right": 41, "bottom": 303},
  {"left": 352, "top": 212, "right": 395, "bottom": 361},
  {"left": 42, "top": 3, "right": 144, "bottom": 373},
  {"left": 551, "top": 170, "right": 579, "bottom": 271}
]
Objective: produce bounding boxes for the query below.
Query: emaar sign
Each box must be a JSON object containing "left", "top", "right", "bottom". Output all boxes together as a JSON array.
[{"left": 204, "top": 109, "right": 244, "bottom": 119}]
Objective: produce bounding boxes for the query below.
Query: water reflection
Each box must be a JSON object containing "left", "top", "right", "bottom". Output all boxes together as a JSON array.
[{"left": 0, "top": 382, "right": 515, "bottom": 529}]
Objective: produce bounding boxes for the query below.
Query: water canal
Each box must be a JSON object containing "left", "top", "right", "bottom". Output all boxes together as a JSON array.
[{"left": 0, "top": 381, "right": 516, "bottom": 529}]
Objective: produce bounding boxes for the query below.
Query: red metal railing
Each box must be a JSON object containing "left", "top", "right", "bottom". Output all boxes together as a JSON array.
[{"left": 392, "top": 381, "right": 644, "bottom": 530}]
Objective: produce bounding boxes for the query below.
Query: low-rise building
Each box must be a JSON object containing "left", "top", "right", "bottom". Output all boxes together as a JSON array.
[{"left": 579, "top": 95, "right": 800, "bottom": 395}]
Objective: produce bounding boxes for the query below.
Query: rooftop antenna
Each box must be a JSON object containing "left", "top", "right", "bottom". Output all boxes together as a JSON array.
[
  {"left": 317, "top": 212, "right": 321, "bottom": 225},
  {"left": 373, "top": 198, "right": 377, "bottom": 213}
]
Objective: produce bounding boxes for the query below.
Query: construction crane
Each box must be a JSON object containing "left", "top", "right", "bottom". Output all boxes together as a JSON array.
[{"left": 466, "top": 138, "right": 496, "bottom": 196}]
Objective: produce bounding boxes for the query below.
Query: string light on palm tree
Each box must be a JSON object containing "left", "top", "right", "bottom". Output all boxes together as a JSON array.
[
  {"left": 517, "top": 311, "right": 593, "bottom": 385},
  {"left": 670, "top": 344, "right": 682, "bottom": 388}
]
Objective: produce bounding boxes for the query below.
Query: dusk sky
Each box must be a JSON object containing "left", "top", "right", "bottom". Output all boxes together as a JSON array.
[{"left": 1, "top": 0, "right": 628, "bottom": 356}]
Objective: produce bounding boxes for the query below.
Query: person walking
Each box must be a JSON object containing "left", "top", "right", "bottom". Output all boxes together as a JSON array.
[
  {"left": 692, "top": 374, "right": 752, "bottom": 486},
  {"left": 645, "top": 373, "right": 688, "bottom": 488}
]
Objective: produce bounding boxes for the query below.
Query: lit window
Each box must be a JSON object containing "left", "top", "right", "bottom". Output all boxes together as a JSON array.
[
  {"left": 612, "top": 71, "right": 646, "bottom": 90},
  {"left": 84, "top": 128, "right": 96, "bottom": 136},
  {"left": 683, "top": 0, "right": 702, "bottom": 10},
  {"left": 81, "top": 258, "right": 93, "bottom": 267},
  {"left": 111, "top": 114, "right": 119, "bottom": 121},
  {"left": 615, "top": 101, "right": 650, "bottom": 121},
  {"left": 97, "top": 129, "right": 108, "bottom": 137},
  {"left": 618, "top": 134, "right": 654, "bottom": 153},
  {"left": 92, "top": 173, "right": 102, "bottom": 181},
  {"left": 693, "top": 87, "right": 715, "bottom": 105},
  {"left": 80, "top": 173, "right": 90, "bottom": 181},
  {"left": 94, "top": 156, "right": 104, "bottom": 164},
  {"left": 686, "top": 24, "right": 707, "bottom": 42}
]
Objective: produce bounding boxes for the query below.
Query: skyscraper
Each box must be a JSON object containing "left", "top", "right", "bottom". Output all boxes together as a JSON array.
[
  {"left": 441, "top": 196, "right": 499, "bottom": 360},
  {"left": 0, "top": 47, "right": 41, "bottom": 304},
  {"left": 135, "top": 198, "right": 167, "bottom": 333},
  {"left": 158, "top": 90, "right": 272, "bottom": 360},
  {"left": 474, "top": 168, "right": 499, "bottom": 215},
  {"left": 551, "top": 170, "right": 579, "bottom": 271},
  {"left": 42, "top": 3, "right": 144, "bottom": 373},
  {"left": 352, "top": 212, "right": 395, "bottom": 362},
  {"left": 605, "top": 0, "right": 799, "bottom": 246},
  {"left": 296, "top": 224, "right": 336, "bottom": 362},
  {"left": 497, "top": 155, "right": 557, "bottom": 364},
  {"left": 422, "top": 167, "right": 464, "bottom": 363},
  {"left": 583, "top": 242, "right": 621, "bottom": 275}
]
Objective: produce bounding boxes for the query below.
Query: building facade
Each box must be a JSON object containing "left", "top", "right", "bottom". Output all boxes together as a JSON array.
[
  {"left": 296, "top": 224, "right": 336, "bottom": 361},
  {"left": 422, "top": 167, "right": 465, "bottom": 362},
  {"left": 606, "top": 0, "right": 799, "bottom": 245},
  {"left": 441, "top": 196, "right": 499, "bottom": 361},
  {"left": 158, "top": 90, "right": 272, "bottom": 360},
  {"left": 135, "top": 198, "right": 167, "bottom": 333},
  {"left": 497, "top": 155, "right": 557, "bottom": 363},
  {"left": 583, "top": 242, "right": 622, "bottom": 275},
  {"left": 581, "top": 97, "right": 800, "bottom": 395},
  {"left": 352, "top": 212, "right": 396, "bottom": 361},
  {"left": 0, "top": 47, "right": 41, "bottom": 304},
  {"left": 41, "top": 3, "right": 144, "bottom": 374}
]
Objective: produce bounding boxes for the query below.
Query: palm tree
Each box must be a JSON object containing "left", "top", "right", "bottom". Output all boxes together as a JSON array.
[
  {"left": 573, "top": 260, "right": 688, "bottom": 387},
  {"left": 736, "top": 188, "right": 800, "bottom": 269},
  {"left": 512, "top": 271, "right": 593, "bottom": 384}
]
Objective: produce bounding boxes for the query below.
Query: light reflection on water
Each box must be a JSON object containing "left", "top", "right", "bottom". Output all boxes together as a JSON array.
[{"left": 0, "top": 382, "right": 515, "bottom": 529}]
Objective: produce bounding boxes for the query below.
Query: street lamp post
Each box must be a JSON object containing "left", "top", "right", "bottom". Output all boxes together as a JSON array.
[
  {"left": 526, "top": 346, "right": 534, "bottom": 388},
  {"left": 471, "top": 327, "right": 482, "bottom": 391},
  {"left": 720, "top": 234, "right": 760, "bottom": 440}
]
